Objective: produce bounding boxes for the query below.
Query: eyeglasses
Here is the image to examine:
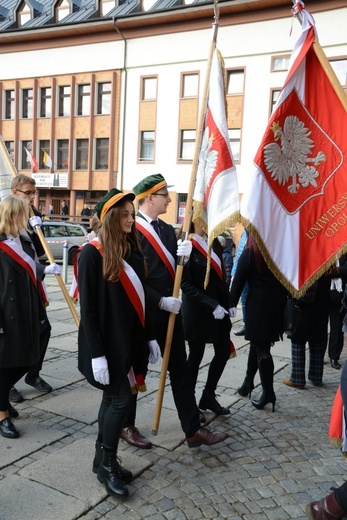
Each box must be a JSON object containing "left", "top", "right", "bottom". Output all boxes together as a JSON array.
[
  {"left": 153, "top": 192, "right": 170, "bottom": 198},
  {"left": 16, "top": 189, "right": 37, "bottom": 196}
]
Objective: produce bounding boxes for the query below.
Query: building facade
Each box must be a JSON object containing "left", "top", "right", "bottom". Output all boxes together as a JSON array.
[{"left": 0, "top": 0, "right": 346, "bottom": 221}]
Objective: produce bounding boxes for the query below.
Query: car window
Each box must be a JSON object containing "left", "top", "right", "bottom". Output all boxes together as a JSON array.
[
  {"left": 67, "top": 225, "right": 85, "bottom": 237},
  {"left": 49, "top": 225, "right": 67, "bottom": 237}
]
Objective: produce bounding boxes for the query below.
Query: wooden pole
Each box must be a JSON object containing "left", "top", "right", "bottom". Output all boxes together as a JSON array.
[
  {"left": 0, "top": 138, "right": 80, "bottom": 327},
  {"left": 151, "top": 17, "right": 219, "bottom": 435}
]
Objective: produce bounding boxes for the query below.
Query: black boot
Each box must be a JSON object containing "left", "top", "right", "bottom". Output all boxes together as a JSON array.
[
  {"left": 251, "top": 357, "right": 276, "bottom": 412},
  {"left": 199, "top": 390, "right": 230, "bottom": 416},
  {"left": 93, "top": 442, "right": 133, "bottom": 483},
  {"left": 305, "top": 491, "right": 346, "bottom": 519},
  {"left": 237, "top": 343, "right": 258, "bottom": 398},
  {"left": 97, "top": 450, "right": 129, "bottom": 497}
]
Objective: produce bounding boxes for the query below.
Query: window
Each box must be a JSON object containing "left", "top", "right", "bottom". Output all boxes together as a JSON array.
[
  {"left": 39, "top": 140, "right": 50, "bottom": 169},
  {"left": 101, "top": 0, "right": 116, "bottom": 15},
  {"left": 179, "top": 130, "right": 196, "bottom": 160},
  {"left": 39, "top": 87, "right": 52, "bottom": 118},
  {"left": 270, "top": 89, "right": 281, "bottom": 114},
  {"left": 330, "top": 59, "right": 347, "bottom": 91},
  {"left": 271, "top": 56, "right": 290, "bottom": 72},
  {"left": 95, "top": 138, "right": 109, "bottom": 169},
  {"left": 4, "top": 90, "right": 15, "bottom": 119},
  {"left": 139, "top": 131, "right": 155, "bottom": 161},
  {"left": 57, "top": 139, "right": 69, "bottom": 169},
  {"left": 21, "top": 140, "right": 33, "bottom": 169},
  {"left": 22, "top": 88, "right": 33, "bottom": 118},
  {"left": 228, "top": 129, "right": 241, "bottom": 163},
  {"left": 96, "top": 83, "right": 111, "bottom": 115},
  {"left": 142, "top": 77, "right": 157, "bottom": 100},
  {"left": 182, "top": 74, "right": 198, "bottom": 98},
  {"left": 76, "top": 139, "right": 88, "bottom": 170},
  {"left": 77, "top": 84, "right": 90, "bottom": 116},
  {"left": 58, "top": 86, "right": 70, "bottom": 117},
  {"left": 56, "top": 0, "right": 70, "bottom": 21},
  {"left": 18, "top": 2, "right": 31, "bottom": 26},
  {"left": 227, "top": 70, "right": 244, "bottom": 95},
  {"left": 4, "top": 141, "right": 14, "bottom": 164}
]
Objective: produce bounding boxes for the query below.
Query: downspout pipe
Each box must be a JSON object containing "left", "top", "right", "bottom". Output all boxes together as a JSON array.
[{"left": 113, "top": 19, "right": 127, "bottom": 191}]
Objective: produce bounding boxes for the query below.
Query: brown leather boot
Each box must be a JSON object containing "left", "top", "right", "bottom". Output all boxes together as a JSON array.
[{"left": 305, "top": 491, "right": 346, "bottom": 519}]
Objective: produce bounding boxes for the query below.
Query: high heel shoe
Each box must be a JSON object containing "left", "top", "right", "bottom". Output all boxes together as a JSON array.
[
  {"left": 237, "top": 380, "right": 254, "bottom": 399},
  {"left": 251, "top": 392, "right": 276, "bottom": 412}
]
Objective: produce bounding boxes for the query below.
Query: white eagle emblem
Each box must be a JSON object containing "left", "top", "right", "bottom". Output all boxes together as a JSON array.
[
  {"left": 264, "top": 115, "right": 326, "bottom": 194},
  {"left": 198, "top": 127, "right": 218, "bottom": 189}
]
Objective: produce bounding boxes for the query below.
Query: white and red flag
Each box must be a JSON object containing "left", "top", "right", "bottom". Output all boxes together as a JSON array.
[
  {"left": 241, "top": 1, "right": 347, "bottom": 297},
  {"left": 25, "top": 147, "right": 38, "bottom": 171},
  {"left": 193, "top": 48, "right": 239, "bottom": 260}
]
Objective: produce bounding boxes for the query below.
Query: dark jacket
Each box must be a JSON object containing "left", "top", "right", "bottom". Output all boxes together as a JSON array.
[
  {"left": 229, "top": 246, "right": 288, "bottom": 343},
  {"left": 0, "top": 234, "right": 41, "bottom": 368},
  {"left": 291, "top": 275, "right": 330, "bottom": 344},
  {"left": 181, "top": 239, "right": 232, "bottom": 343},
  {"left": 77, "top": 240, "right": 149, "bottom": 391}
]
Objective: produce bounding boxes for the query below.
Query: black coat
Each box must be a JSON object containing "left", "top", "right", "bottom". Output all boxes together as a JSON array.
[
  {"left": 229, "top": 247, "right": 288, "bottom": 343},
  {"left": 291, "top": 275, "right": 330, "bottom": 344},
  {"left": 181, "top": 241, "right": 232, "bottom": 343},
  {"left": 77, "top": 241, "right": 149, "bottom": 391},
  {"left": 0, "top": 234, "right": 41, "bottom": 368}
]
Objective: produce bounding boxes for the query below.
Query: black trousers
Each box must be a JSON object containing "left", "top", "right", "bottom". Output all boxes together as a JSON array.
[
  {"left": 0, "top": 366, "right": 28, "bottom": 411},
  {"left": 327, "top": 300, "right": 344, "bottom": 361},
  {"left": 125, "top": 313, "right": 200, "bottom": 438},
  {"left": 187, "top": 327, "right": 230, "bottom": 394},
  {"left": 97, "top": 375, "right": 133, "bottom": 451},
  {"left": 26, "top": 316, "right": 51, "bottom": 379}
]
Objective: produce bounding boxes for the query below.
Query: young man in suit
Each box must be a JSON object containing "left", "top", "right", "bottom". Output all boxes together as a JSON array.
[{"left": 120, "top": 173, "right": 229, "bottom": 449}]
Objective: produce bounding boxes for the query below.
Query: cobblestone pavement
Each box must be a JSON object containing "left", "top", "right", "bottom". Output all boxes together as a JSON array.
[{"left": 1, "top": 267, "right": 346, "bottom": 520}]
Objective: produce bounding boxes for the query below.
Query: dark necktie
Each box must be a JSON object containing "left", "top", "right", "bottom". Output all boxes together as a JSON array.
[{"left": 151, "top": 219, "right": 160, "bottom": 236}]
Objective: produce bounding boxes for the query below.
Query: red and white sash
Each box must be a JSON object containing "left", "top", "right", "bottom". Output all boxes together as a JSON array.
[
  {"left": 190, "top": 234, "right": 223, "bottom": 281},
  {"left": 135, "top": 217, "right": 176, "bottom": 280},
  {"left": 0, "top": 238, "right": 37, "bottom": 287},
  {"left": 89, "top": 239, "right": 145, "bottom": 327}
]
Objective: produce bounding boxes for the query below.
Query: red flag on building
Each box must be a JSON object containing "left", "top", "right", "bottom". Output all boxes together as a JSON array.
[
  {"left": 240, "top": 2, "right": 347, "bottom": 297},
  {"left": 193, "top": 48, "right": 239, "bottom": 259},
  {"left": 25, "top": 147, "right": 38, "bottom": 171}
]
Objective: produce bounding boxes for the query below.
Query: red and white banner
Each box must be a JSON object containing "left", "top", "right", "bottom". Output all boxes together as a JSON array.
[
  {"left": 25, "top": 147, "right": 38, "bottom": 171},
  {"left": 193, "top": 48, "right": 239, "bottom": 250},
  {"left": 240, "top": 2, "right": 347, "bottom": 297}
]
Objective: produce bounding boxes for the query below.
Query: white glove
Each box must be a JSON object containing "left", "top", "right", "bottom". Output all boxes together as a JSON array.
[
  {"left": 44, "top": 263, "right": 61, "bottom": 275},
  {"left": 159, "top": 296, "right": 182, "bottom": 314},
  {"left": 92, "top": 356, "right": 110, "bottom": 385},
  {"left": 148, "top": 340, "right": 161, "bottom": 364},
  {"left": 229, "top": 307, "right": 237, "bottom": 318},
  {"left": 29, "top": 216, "right": 42, "bottom": 229},
  {"left": 213, "top": 305, "right": 228, "bottom": 320},
  {"left": 176, "top": 239, "right": 192, "bottom": 258}
]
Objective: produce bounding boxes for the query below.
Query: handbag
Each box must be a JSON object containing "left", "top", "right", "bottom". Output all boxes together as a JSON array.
[{"left": 283, "top": 297, "right": 300, "bottom": 337}]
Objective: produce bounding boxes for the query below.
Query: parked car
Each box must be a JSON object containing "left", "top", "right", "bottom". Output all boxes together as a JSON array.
[{"left": 39, "top": 221, "right": 87, "bottom": 264}]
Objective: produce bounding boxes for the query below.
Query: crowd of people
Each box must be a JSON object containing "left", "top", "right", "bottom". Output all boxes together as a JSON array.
[{"left": 0, "top": 173, "right": 345, "bottom": 514}]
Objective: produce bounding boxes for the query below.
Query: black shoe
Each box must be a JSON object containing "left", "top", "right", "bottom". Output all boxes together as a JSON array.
[
  {"left": 234, "top": 327, "right": 245, "bottom": 336},
  {"left": 9, "top": 387, "right": 24, "bottom": 403},
  {"left": 237, "top": 380, "right": 254, "bottom": 399},
  {"left": 199, "top": 391, "right": 230, "bottom": 416},
  {"left": 0, "top": 417, "right": 19, "bottom": 439},
  {"left": 97, "top": 452, "right": 129, "bottom": 497},
  {"left": 8, "top": 404, "right": 19, "bottom": 419},
  {"left": 25, "top": 376, "right": 52, "bottom": 393},
  {"left": 251, "top": 391, "right": 276, "bottom": 412},
  {"left": 330, "top": 359, "right": 341, "bottom": 370},
  {"left": 92, "top": 442, "right": 133, "bottom": 483}
]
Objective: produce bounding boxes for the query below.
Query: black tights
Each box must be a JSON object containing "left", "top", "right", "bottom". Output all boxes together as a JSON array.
[
  {"left": 0, "top": 366, "right": 28, "bottom": 412},
  {"left": 251, "top": 341, "right": 272, "bottom": 360},
  {"left": 97, "top": 375, "right": 133, "bottom": 451}
]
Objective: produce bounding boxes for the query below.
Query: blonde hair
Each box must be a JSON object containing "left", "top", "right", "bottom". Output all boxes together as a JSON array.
[
  {"left": 11, "top": 174, "right": 35, "bottom": 190},
  {"left": 0, "top": 195, "right": 30, "bottom": 236}
]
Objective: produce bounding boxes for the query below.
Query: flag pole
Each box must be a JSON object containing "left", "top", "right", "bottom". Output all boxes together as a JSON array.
[
  {"left": 292, "top": 0, "right": 347, "bottom": 111},
  {"left": 0, "top": 138, "right": 80, "bottom": 327},
  {"left": 151, "top": 3, "right": 219, "bottom": 435}
]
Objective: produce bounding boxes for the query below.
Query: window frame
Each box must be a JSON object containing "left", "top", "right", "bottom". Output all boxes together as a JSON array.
[{"left": 139, "top": 131, "right": 155, "bottom": 162}]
